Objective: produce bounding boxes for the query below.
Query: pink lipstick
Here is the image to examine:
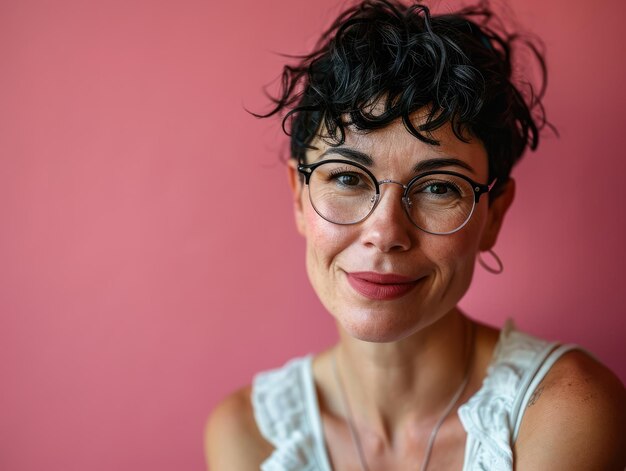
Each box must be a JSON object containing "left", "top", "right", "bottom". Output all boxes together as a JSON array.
[{"left": 346, "top": 272, "right": 420, "bottom": 300}]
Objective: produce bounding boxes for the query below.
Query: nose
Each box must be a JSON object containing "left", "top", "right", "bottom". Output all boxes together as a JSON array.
[{"left": 360, "top": 181, "right": 414, "bottom": 252}]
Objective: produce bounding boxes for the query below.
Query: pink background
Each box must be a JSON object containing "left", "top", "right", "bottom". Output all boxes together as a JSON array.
[{"left": 1, "top": 0, "right": 624, "bottom": 469}]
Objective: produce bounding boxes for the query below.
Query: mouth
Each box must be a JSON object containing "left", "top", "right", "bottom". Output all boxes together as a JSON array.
[{"left": 346, "top": 271, "right": 421, "bottom": 301}]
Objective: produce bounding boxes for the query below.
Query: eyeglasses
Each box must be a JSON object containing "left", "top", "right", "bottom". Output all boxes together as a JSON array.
[{"left": 298, "top": 159, "right": 496, "bottom": 235}]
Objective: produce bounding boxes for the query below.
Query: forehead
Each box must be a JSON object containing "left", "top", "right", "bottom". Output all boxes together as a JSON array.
[{"left": 307, "top": 117, "right": 489, "bottom": 179}]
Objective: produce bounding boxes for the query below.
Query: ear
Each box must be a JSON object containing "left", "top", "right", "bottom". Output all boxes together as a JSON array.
[
  {"left": 479, "top": 178, "right": 516, "bottom": 251},
  {"left": 287, "top": 160, "right": 306, "bottom": 236}
]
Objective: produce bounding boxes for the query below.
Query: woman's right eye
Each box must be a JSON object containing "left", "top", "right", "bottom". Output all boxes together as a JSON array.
[{"left": 334, "top": 173, "right": 360, "bottom": 186}]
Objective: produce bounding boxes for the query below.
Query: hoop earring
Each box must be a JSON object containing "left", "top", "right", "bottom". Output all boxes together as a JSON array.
[{"left": 478, "top": 249, "right": 503, "bottom": 274}]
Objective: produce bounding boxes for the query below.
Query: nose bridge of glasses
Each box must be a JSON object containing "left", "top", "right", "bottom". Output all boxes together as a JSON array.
[
  {"left": 370, "top": 179, "right": 412, "bottom": 219},
  {"left": 376, "top": 179, "right": 409, "bottom": 205},
  {"left": 377, "top": 179, "right": 408, "bottom": 190}
]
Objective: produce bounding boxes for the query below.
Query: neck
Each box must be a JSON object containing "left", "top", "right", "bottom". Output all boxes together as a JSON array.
[{"left": 332, "top": 309, "right": 473, "bottom": 445}]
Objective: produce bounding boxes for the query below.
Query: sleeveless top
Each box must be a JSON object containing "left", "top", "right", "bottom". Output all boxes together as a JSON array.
[{"left": 251, "top": 322, "right": 579, "bottom": 470}]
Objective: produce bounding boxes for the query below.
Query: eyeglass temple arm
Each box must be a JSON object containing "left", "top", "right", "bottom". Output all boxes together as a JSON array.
[
  {"left": 473, "top": 177, "right": 498, "bottom": 203},
  {"left": 297, "top": 165, "right": 313, "bottom": 184}
]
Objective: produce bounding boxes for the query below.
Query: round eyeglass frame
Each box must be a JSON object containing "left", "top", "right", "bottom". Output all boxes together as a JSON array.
[{"left": 297, "top": 159, "right": 497, "bottom": 235}]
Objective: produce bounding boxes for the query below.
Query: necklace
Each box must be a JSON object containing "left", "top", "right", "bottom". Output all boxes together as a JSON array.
[{"left": 331, "top": 321, "right": 475, "bottom": 471}]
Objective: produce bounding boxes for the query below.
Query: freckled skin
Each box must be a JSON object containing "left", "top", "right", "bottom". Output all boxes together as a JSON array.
[{"left": 291, "top": 118, "right": 497, "bottom": 343}]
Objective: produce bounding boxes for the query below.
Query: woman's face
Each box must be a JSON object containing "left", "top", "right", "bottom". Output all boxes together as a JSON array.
[{"left": 288, "top": 117, "right": 514, "bottom": 342}]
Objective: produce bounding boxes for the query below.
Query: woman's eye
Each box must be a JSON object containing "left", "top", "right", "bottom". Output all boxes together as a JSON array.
[
  {"left": 334, "top": 173, "right": 360, "bottom": 186},
  {"left": 412, "top": 180, "right": 462, "bottom": 198},
  {"left": 426, "top": 182, "right": 448, "bottom": 194}
]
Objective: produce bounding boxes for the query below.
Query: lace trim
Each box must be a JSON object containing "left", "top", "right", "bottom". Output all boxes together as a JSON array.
[
  {"left": 458, "top": 320, "right": 554, "bottom": 470},
  {"left": 253, "top": 356, "right": 324, "bottom": 471}
]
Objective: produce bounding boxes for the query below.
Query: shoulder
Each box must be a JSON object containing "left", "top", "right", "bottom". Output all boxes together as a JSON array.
[
  {"left": 204, "top": 386, "right": 274, "bottom": 471},
  {"left": 515, "top": 349, "right": 626, "bottom": 470}
]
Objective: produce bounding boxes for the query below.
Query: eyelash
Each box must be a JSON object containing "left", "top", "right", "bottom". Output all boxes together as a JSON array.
[
  {"left": 328, "top": 166, "right": 357, "bottom": 177},
  {"left": 416, "top": 179, "right": 462, "bottom": 193}
]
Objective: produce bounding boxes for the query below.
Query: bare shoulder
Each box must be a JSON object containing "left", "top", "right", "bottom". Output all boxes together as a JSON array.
[
  {"left": 515, "top": 349, "right": 626, "bottom": 470},
  {"left": 204, "top": 386, "right": 274, "bottom": 471}
]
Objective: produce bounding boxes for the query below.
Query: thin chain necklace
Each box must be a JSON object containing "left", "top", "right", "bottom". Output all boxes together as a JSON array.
[{"left": 330, "top": 321, "right": 475, "bottom": 471}]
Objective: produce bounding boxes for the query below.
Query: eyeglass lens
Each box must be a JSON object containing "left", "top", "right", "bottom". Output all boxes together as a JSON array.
[{"left": 307, "top": 161, "right": 476, "bottom": 234}]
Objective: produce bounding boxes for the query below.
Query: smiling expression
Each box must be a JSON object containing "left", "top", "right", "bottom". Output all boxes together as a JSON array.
[{"left": 289, "top": 116, "right": 510, "bottom": 342}]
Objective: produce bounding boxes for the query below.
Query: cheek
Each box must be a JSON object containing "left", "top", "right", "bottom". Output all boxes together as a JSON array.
[
  {"left": 421, "top": 210, "right": 486, "bottom": 283},
  {"left": 303, "top": 207, "right": 352, "bottom": 283},
  {"left": 302, "top": 210, "right": 358, "bottom": 315},
  {"left": 303, "top": 205, "right": 352, "bottom": 259}
]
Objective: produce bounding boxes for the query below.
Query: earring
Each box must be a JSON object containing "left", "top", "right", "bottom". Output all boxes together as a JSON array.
[{"left": 478, "top": 249, "right": 503, "bottom": 274}]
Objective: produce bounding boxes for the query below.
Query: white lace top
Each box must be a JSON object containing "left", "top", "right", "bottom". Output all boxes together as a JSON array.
[{"left": 252, "top": 322, "right": 578, "bottom": 470}]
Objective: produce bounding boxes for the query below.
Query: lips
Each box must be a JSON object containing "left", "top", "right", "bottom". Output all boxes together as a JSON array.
[{"left": 346, "top": 271, "right": 420, "bottom": 300}]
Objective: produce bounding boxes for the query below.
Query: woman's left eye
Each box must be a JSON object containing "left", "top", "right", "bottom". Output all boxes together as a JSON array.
[
  {"left": 411, "top": 179, "right": 462, "bottom": 198},
  {"left": 421, "top": 181, "right": 457, "bottom": 195},
  {"left": 426, "top": 182, "right": 449, "bottom": 194}
]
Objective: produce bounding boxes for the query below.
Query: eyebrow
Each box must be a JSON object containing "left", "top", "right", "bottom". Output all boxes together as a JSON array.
[
  {"left": 318, "top": 147, "right": 477, "bottom": 175},
  {"left": 318, "top": 147, "right": 373, "bottom": 166},
  {"left": 414, "top": 157, "right": 476, "bottom": 175}
]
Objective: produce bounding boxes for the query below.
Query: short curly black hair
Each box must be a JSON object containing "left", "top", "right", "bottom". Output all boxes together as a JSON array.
[{"left": 257, "top": 0, "right": 549, "bottom": 198}]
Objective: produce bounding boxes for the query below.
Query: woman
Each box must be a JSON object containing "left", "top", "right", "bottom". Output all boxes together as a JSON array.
[{"left": 206, "top": 1, "right": 626, "bottom": 469}]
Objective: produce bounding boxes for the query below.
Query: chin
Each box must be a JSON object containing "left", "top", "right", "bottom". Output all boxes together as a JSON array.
[{"left": 338, "top": 307, "right": 426, "bottom": 343}]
